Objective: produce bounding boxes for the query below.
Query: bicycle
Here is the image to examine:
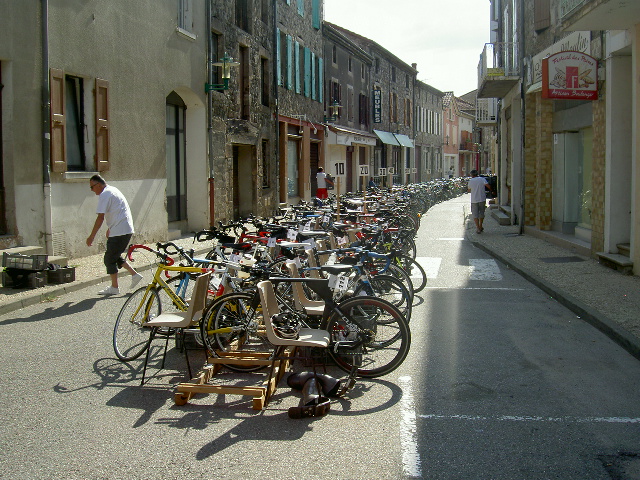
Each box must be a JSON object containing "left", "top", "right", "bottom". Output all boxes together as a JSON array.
[
  {"left": 200, "top": 272, "right": 411, "bottom": 378},
  {"left": 113, "top": 243, "right": 220, "bottom": 362}
]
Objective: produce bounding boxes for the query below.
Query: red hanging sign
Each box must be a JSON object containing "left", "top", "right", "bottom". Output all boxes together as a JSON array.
[{"left": 542, "top": 51, "right": 598, "bottom": 100}]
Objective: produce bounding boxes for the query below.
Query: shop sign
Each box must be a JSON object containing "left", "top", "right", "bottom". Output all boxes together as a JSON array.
[
  {"left": 336, "top": 134, "right": 377, "bottom": 146},
  {"left": 542, "top": 51, "right": 598, "bottom": 100},
  {"left": 372, "top": 88, "right": 382, "bottom": 123}
]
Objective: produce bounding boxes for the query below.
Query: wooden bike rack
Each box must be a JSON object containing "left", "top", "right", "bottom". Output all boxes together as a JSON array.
[{"left": 174, "top": 348, "right": 294, "bottom": 410}]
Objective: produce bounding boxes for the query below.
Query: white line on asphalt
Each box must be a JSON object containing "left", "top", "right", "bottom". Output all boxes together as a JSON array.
[
  {"left": 437, "top": 237, "right": 465, "bottom": 241},
  {"left": 414, "top": 257, "right": 441, "bottom": 279},
  {"left": 399, "top": 376, "right": 422, "bottom": 478},
  {"left": 419, "top": 414, "right": 640, "bottom": 424},
  {"left": 423, "top": 287, "right": 525, "bottom": 291},
  {"left": 469, "top": 258, "right": 503, "bottom": 281}
]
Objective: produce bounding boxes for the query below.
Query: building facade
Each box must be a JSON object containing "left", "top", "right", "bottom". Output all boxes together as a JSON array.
[
  {"left": 478, "top": 0, "right": 640, "bottom": 275},
  {"left": 414, "top": 81, "right": 445, "bottom": 181}
]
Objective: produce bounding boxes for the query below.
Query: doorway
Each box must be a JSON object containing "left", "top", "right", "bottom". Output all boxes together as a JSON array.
[{"left": 233, "top": 144, "right": 255, "bottom": 219}]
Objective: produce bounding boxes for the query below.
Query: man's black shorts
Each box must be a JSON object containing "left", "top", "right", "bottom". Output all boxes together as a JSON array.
[{"left": 104, "top": 234, "right": 132, "bottom": 274}]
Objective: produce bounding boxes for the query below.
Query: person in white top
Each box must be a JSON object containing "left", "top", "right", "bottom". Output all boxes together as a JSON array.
[
  {"left": 467, "top": 169, "right": 494, "bottom": 234},
  {"left": 86, "top": 175, "right": 143, "bottom": 295},
  {"left": 315, "top": 167, "right": 333, "bottom": 200}
]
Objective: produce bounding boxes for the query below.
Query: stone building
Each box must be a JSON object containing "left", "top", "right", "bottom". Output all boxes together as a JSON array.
[
  {"left": 322, "top": 22, "right": 376, "bottom": 194},
  {"left": 276, "top": 0, "right": 325, "bottom": 203},
  {"left": 478, "top": 0, "right": 640, "bottom": 275},
  {"left": 329, "top": 24, "right": 417, "bottom": 188},
  {"left": 414, "top": 81, "right": 445, "bottom": 182},
  {"left": 209, "top": 0, "right": 279, "bottom": 220}
]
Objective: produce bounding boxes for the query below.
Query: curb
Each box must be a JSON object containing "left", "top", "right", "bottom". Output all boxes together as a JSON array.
[
  {"left": 470, "top": 236, "right": 640, "bottom": 362},
  {"left": 0, "top": 244, "right": 212, "bottom": 317}
]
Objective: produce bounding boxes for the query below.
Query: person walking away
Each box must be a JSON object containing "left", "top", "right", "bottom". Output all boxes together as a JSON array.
[
  {"left": 86, "top": 175, "right": 143, "bottom": 295},
  {"left": 316, "top": 167, "right": 333, "bottom": 200},
  {"left": 467, "top": 169, "right": 493, "bottom": 234}
]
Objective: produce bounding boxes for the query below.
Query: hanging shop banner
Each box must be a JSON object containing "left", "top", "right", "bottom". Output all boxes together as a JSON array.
[
  {"left": 372, "top": 88, "right": 382, "bottom": 123},
  {"left": 542, "top": 51, "right": 598, "bottom": 100}
]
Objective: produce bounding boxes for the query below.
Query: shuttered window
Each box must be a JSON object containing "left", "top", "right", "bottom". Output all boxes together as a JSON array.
[
  {"left": 317, "top": 57, "right": 323, "bottom": 103},
  {"left": 312, "top": 0, "right": 320, "bottom": 29},
  {"left": 49, "top": 68, "right": 109, "bottom": 172},
  {"left": 286, "top": 35, "right": 293, "bottom": 90},
  {"left": 304, "top": 47, "right": 311, "bottom": 97},
  {"left": 295, "top": 41, "right": 301, "bottom": 93},
  {"left": 311, "top": 51, "right": 316, "bottom": 101},
  {"left": 534, "top": 0, "right": 550, "bottom": 32},
  {"left": 49, "top": 68, "right": 66, "bottom": 173},
  {"left": 95, "top": 78, "right": 110, "bottom": 171}
]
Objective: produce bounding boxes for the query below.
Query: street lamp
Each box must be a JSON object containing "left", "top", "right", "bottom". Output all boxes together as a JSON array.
[
  {"left": 205, "top": 55, "right": 240, "bottom": 92},
  {"left": 324, "top": 100, "right": 342, "bottom": 122}
]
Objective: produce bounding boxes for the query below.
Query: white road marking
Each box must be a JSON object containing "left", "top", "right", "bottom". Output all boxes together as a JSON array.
[
  {"left": 438, "top": 237, "right": 465, "bottom": 241},
  {"left": 419, "top": 414, "right": 640, "bottom": 424},
  {"left": 469, "top": 259, "right": 503, "bottom": 281},
  {"left": 414, "top": 257, "right": 441, "bottom": 279},
  {"left": 399, "top": 376, "right": 422, "bottom": 478}
]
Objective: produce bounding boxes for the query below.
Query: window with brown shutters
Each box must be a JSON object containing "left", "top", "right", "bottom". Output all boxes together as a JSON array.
[
  {"left": 534, "top": 0, "right": 550, "bottom": 32},
  {"left": 49, "top": 68, "right": 110, "bottom": 172},
  {"left": 95, "top": 78, "right": 110, "bottom": 171},
  {"left": 49, "top": 68, "right": 66, "bottom": 173}
]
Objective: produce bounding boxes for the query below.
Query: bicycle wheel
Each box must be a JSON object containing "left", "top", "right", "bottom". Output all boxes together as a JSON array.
[
  {"left": 113, "top": 287, "right": 159, "bottom": 361},
  {"left": 200, "top": 292, "right": 271, "bottom": 372},
  {"left": 353, "top": 275, "right": 412, "bottom": 323},
  {"left": 323, "top": 296, "right": 411, "bottom": 378},
  {"left": 397, "top": 255, "right": 427, "bottom": 294}
]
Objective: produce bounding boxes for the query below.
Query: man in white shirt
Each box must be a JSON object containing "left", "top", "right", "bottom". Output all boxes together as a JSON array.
[
  {"left": 316, "top": 167, "right": 333, "bottom": 200},
  {"left": 87, "top": 175, "right": 143, "bottom": 295},
  {"left": 467, "top": 169, "right": 493, "bottom": 234}
]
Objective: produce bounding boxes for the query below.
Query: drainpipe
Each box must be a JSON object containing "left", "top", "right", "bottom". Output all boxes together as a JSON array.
[
  {"left": 41, "top": 0, "right": 53, "bottom": 255},
  {"left": 206, "top": 0, "right": 215, "bottom": 225},
  {"left": 273, "top": 0, "right": 280, "bottom": 210},
  {"left": 518, "top": 0, "right": 526, "bottom": 235}
]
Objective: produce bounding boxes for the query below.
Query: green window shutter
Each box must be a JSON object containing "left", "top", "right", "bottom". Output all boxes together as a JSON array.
[
  {"left": 318, "top": 57, "right": 323, "bottom": 103},
  {"left": 311, "top": 51, "right": 316, "bottom": 100},
  {"left": 276, "top": 28, "right": 282, "bottom": 86},
  {"left": 295, "top": 41, "right": 301, "bottom": 94},
  {"left": 312, "top": 0, "right": 320, "bottom": 29},
  {"left": 297, "top": 0, "right": 304, "bottom": 16},
  {"left": 304, "top": 47, "right": 311, "bottom": 97},
  {"left": 287, "top": 35, "right": 293, "bottom": 90}
]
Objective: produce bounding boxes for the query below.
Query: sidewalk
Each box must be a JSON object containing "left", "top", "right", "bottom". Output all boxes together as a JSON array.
[
  {"left": 0, "top": 235, "right": 211, "bottom": 316},
  {"left": 465, "top": 201, "right": 640, "bottom": 361}
]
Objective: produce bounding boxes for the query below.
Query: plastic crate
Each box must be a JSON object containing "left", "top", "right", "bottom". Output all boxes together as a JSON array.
[
  {"left": 2, "top": 269, "right": 47, "bottom": 289},
  {"left": 47, "top": 267, "right": 75, "bottom": 284},
  {"left": 2, "top": 253, "right": 48, "bottom": 271}
]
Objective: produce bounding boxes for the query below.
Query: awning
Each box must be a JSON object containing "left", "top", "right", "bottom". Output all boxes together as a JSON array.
[
  {"left": 329, "top": 125, "right": 377, "bottom": 146},
  {"left": 393, "top": 134, "right": 414, "bottom": 148},
  {"left": 373, "top": 129, "right": 400, "bottom": 146}
]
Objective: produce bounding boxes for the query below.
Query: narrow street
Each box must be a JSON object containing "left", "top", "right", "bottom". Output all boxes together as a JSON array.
[{"left": 1, "top": 196, "right": 639, "bottom": 480}]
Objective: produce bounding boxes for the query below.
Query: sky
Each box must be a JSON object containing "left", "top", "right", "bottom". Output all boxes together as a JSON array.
[{"left": 323, "top": 0, "right": 490, "bottom": 96}]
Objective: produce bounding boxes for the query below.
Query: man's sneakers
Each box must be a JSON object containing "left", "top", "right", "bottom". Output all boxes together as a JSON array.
[
  {"left": 130, "top": 273, "right": 144, "bottom": 290},
  {"left": 98, "top": 286, "right": 120, "bottom": 296}
]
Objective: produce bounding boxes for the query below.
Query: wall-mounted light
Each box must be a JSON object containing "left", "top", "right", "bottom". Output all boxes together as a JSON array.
[
  {"left": 205, "top": 55, "right": 240, "bottom": 92},
  {"left": 324, "top": 100, "right": 342, "bottom": 122}
]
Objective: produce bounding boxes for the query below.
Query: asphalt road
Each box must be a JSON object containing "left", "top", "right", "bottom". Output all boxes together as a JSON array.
[{"left": 1, "top": 196, "right": 639, "bottom": 480}]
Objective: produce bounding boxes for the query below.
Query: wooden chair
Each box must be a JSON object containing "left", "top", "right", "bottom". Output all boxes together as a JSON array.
[{"left": 140, "top": 272, "right": 211, "bottom": 385}]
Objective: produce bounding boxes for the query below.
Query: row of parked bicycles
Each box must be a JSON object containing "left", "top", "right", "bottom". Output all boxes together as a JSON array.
[{"left": 112, "top": 179, "right": 467, "bottom": 386}]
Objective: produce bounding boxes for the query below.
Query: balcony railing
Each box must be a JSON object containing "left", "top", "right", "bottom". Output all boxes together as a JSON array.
[
  {"left": 478, "top": 42, "right": 519, "bottom": 82},
  {"left": 477, "top": 42, "right": 521, "bottom": 98}
]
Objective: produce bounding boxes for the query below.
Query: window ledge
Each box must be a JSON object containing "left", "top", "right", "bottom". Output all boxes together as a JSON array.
[
  {"left": 64, "top": 171, "right": 98, "bottom": 182},
  {"left": 176, "top": 27, "right": 197, "bottom": 41}
]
